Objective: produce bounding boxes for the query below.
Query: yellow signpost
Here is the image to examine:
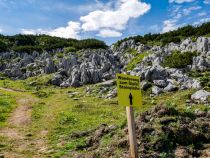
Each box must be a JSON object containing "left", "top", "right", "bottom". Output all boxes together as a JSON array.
[
  {"left": 116, "top": 73, "right": 142, "bottom": 158},
  {"left": 117, "top": 73, "right": 142, "bottom": 107}
]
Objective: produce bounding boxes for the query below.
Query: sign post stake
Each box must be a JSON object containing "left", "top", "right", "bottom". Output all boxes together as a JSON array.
[
  {"left": 116, "top": 74, "right": 142, "bottom": 158},
  {"left": 126, "top": 106, "right": 138, "bottom": 158}
]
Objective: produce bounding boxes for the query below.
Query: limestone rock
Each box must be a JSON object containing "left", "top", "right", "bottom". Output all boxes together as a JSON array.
[
  {"left": 191, "top": 90, "right": 210, "bottom": 103},
  {"left": 152, "top": 86, "right": 163, "bottom": 95}
]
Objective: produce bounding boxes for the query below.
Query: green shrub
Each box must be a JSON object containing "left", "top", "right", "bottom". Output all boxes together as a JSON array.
[
  {"left": 161, "top": 51, "right": 197, "bottom": 68},
  {"left": 56, "top": 52, "right": 64, "bottom": 58},
  {"left": 64, "top": 47, "right": 76, "bottom": 53}
]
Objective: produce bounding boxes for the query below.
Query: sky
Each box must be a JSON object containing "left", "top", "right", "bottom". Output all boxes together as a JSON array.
[{"left": 0, "top": 0, "right": 209, "bottom": 44}]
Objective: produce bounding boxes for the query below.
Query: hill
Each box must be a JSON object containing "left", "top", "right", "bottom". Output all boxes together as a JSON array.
[{"left": 0, "top": 22, "right": 209, "bottom": 158}]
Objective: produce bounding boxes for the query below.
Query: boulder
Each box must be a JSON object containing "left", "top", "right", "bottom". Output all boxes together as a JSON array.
[
  {"left": 191, "top": 90, "right": 210, "bottom": 103},
  {"left": 196, "top": 37, "right": 209, "bottom": 53},
  {"left": 152, "top": 86, "right": 163, "bottom": 95},
  {"left": 192, "top": 56, "right": 210, "bottom": 71},
  {"left": 144, "top": 65, "right": 168, "bottom": 82},
  {"left": 164, "top": 83, "right": 178, "bottom": 92},
  {"left": 44, "top": 58, "right": 56, "bottom": 74},
  {"left": 51, "top": 74, "right": 62, "bottom": 86},
  {"left": 153, "top": 80, "right": 168, "bottom": 88},
  {"left": 140, "top": 81, "right": 151, "bottom": 91},
  {"left": 70, "top": 69, "right": 81, "bottom": 87}
]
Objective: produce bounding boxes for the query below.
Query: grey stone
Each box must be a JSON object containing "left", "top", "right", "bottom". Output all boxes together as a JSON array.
[
  {"left": 191, "top": 90, "right": 210, "bottom": 103},
  {"left": 140, "top": 81, "right": 151, "bottom": 91},
  {"left": 196, "top": 37, "right": 209, "bottom": 53},
  {"left": 145, "top": 65, "right": 168, "bottom": 81},
  {"left": 99, "top": 80, "right": 116, "bottom": 87},
  {"left": 153, "top": 80, "right": 168, "bottom": 88},
  {"left": 164, "top": 83, "right": 178, "bottom": 92},
  {"left": 44, "top": 58, "right": 56, "bottom": 74},
  {"left": 152, "top": 86, "right": 163, "bottom": 95},
  {"left": 51, "top": 74, "right": 62, "bottom": 86}
]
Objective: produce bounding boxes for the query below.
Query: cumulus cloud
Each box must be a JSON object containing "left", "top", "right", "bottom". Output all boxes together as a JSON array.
[
  {"left": 162, "top": 20, "right": 179, "bottom": 33},
  {"left": 80, "top": 0, "right": 151, "bottom": 33},
  {"left": 22, "top": 21, "right": 81, "bottom": 39},
  {"left": 97, "top": 29, "right": 122, "bottom": 38},
  {"left": 169, "top": 0, "right": 195, "bottom": 3},
  {"left": 0, "top": 28, "right": 2, "bottom": 33},
  {"left": 22, "top": 0, "right": 151, "bottom": 39}
]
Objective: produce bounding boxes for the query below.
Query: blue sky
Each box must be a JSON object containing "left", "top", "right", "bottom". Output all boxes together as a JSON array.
[{"left": 0, "top": 0, "right": 209, "bottom": 44}]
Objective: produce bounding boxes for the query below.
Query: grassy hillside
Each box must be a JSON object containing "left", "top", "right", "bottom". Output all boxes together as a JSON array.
[
  {"left": 0, "top": 35, "right": 107, "bottom": 53},
  {"left": 0, "top": 75, "right": 208, "bottom": 157}
]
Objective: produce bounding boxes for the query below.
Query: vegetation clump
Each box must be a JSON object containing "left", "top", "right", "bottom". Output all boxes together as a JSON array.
[
  {"left": 161, "top": 51, "right": 197, "bottom": 68},
  {"left": 0, "top": 35, "right": 108, "bottom": 53},
  {"left": 115, "top": 22, "right": 210, "bottom": 46},
  {"left": 125, "top": 49, "right": 150, "bottom": 70}
]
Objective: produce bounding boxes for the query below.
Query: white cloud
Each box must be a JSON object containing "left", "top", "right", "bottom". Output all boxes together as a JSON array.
[
  {"left": 162, "top": 3, "right": 204, "bottom": 33},
  {"left": 97, "top": 29, "right": 122, "bottom": 38},
  {"left": 183, "top": 6, "right": 201, "bottom": 16},
  {"left": 0, "top": 28, "right": 2, "bottom": 33},
  {"left": 204, "top": 0, "right": 210, "bottom": 4},
  {"left": 200, "top": 18, "right": 210, "bottom": 23},
  {"left": 169, "top": 0, "right": 195, "bottom": 3},
  {"left": 22, "top": 0, "right": 151, "bottom": 39},
  {"left": 193, "top": 18, "right": 210, "bottom": 25},
  {"left": 198, "top": 11, "right": 207, "bottom": 17},
  {"left": 162, "top": 20, "right": 179, "bottom": 33},
  {"left": 22, "top": 21, "right": 81, "bottom": 39},
  {"left": 80, "top": 0, "right": 151, "bottom": 33}
]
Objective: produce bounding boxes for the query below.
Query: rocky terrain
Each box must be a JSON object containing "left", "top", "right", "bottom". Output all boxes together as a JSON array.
[
  {"left": 0, "top": 36, "right": 209, "bottom": 96},
  {"left": 0, "top": 23, "right": 210, "bottom": 158}
]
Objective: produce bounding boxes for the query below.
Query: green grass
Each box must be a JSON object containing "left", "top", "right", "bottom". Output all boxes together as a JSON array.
[
  {"left": 0, "top": 76, "right": 208, "bottom": 157},
  {"left": 126, "top": 51, "right": 150, "bottom": 70},
  {"left": 0, "top": 91, "right": 16, "bottom": 127}
]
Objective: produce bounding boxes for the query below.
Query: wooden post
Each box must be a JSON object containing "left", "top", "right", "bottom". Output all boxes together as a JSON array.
[{"left": 126, "top": 106, "right": 138, "bottom": 158}]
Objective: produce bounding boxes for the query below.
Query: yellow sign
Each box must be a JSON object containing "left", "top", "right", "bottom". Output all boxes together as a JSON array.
[{"left": 116, "top": 74, "right": 142, "bottom": 108}]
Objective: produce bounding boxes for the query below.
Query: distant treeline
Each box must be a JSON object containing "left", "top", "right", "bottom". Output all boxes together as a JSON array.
[
  {"left": 115, "top": 22, "right": 210, "bottom": 47},
  {"left": 0, "top": 34, "right": 108, "bottom": 53}
]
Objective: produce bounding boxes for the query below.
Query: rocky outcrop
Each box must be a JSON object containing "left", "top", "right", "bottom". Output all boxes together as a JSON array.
[{"left": 0, "top": 36, "right": 209, "bottom": 93}]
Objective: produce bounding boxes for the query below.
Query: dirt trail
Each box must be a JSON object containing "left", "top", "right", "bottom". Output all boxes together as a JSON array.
[{"left": 0, "top": 87, "right": 49, "bottom": 158}]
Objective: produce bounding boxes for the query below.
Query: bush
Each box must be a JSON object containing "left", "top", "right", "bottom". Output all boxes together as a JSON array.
[
  {"left": 64, "top": 47, "right": 77, "bottom": 53},
  {"left": 161, "top": 51, "right": 197, "bottom": 68},
  {"left": 56, "top": 52, "right": 64, "bottom": 58}
]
